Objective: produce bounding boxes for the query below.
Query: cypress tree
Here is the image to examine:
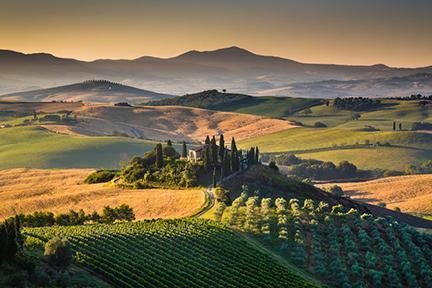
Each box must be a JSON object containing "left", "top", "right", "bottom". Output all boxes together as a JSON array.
[
  {"left": 255, "top": 146, "right": 259, "bottom": 164},
  {"left": 222, "top": 150, "right": 231, "bottom": 177},
  {"left": 218, "top": 134, "right": 225, "bottom": 162},
  {"left": 4, "top": 219, "right": 17, "bottom": 262},
  {"left": 203, "top": 146, "right": 211, "bottom": 170},
  {"left": 155, "top": 143, "right": 164, "bottom": 168},
  {"left": 212, "top": 167, "right": 217, "bottom": 188},
  {"left": 205, "top": 135, "right": 210, "bottom": 145},
  {"left": 167, "top": 139, "right": 172, "bottom": 146},
  {"left": 230, "top": 137, "right": 239, "bottom": 172},
  {"left": 181, "top": 141, "right": 187, "bottom": 158},
  {"left": 393, "top": 121, "right": 396, "bottom": 131},
  {"left": 210, "top": 136, "right": 218, "bottom": 166}
]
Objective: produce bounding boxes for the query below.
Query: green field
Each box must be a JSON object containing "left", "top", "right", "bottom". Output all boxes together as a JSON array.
[
  {"left": 0, "top": 126, "right": 159, "bottom": 169},
  {"left": 240, "top": 100, "right": 432, "bottom": 171},
  {"left": 25, "top": 219, "right": 318, "bottom": 288},
  {"left": 146, "top": 90, "right": 322, "bottom": 118}
]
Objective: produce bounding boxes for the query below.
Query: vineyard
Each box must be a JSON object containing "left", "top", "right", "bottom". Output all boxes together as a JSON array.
[
  {"left": 213, "top": 194, "right": 432, "bottom": 288},
  {"left": 24, "top": 219, "right": 317, "bottom": 288}
]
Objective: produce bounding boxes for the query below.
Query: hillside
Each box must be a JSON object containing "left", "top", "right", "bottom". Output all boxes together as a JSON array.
[
  {"left": 24, "top": 219, "right": 319, "bottom": 288},
  {"left": 0, "top": 126, "right": 159, "bottom": 169},
  {"left": 212, "top": 191, "right": 432, "bottom": 287},
  {"left": 0, "top": 80, "right": 174, "bottom": 104},
  {"left": 240, "top": 99, "right": 432, "bottom": 171},
  {"left": 2, "top": 47, "right": 432, "bottom": 96},
  {"left": 0, "top": 168, "right": 205, "bottom": 220},
  {"left": 42, "top": 104, "right": 297, "bottom": 142},
  {"left": 318, "top": 174, "right": 432, "bottom": 215},
  {"left": 146, "top": 89, "right": 323, "bottom": 117}
]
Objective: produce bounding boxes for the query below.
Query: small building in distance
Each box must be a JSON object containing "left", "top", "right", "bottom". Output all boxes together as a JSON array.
[{"left": 188, "top": 144, "right": 231, "bottom": 162}]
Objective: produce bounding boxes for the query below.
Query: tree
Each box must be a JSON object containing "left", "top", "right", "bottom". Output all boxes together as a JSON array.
[
  {"left": 44, "top": 238, "right": 72, "bottom": 270},
  {"left": 212, "top": 167, "right": 217, "bottom": 188},
  {"left": 181, "top": 141, "right": 187, "bottom": 158},
  {"left": 230, "top": 137, "right": 239, "bottom": 172},
  {"left": 221, "top": 150, "right": 231, "bottom": 178},
  {"left": 255, "top": 146, "right": 259, "bottom": 163},
  {"left": 269, "top": 161, "right": 278, "bottom": 171},
  {"left": 204, "top": 135, "right": 210, "bottom": 145},
  {"left": 218, "top": 134, "right": 225, "bottom": 162},
  {"left": 155, "top": 143, "right": 164, "bottom": 168},
  {"left": 393, "top": 121, "right": 396, "bottom": 131},
  {"left": 203, "top": 146, "right": 211, "bottom": 170},
  {"left": 210, "top": 136, "right": 218, "bottom": 166},
  {"left": 167, "top": 139, "right": 172, "bottom": 146},
  {"left": 399, "top": 123, "right": 402, "bottom": 130}
]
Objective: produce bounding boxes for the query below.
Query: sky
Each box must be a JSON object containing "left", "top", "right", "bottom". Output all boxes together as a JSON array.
[{"left": 1, "top": 0, "right": 431, "bottom": 67}]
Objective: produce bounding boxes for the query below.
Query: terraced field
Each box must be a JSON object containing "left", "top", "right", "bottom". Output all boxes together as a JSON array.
[{"left": 25, "top": 219, "right": 318, "bottom": 288}]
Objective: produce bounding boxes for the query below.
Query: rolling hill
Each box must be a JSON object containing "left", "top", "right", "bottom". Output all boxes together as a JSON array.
[
  {"left": 1, "top": 47, "right": 432, "bottom": 96},
  {"left": 318, "top": 174, "right": 432, "bottom": 215},
  {"left": 146, "top": 89, "right": 323, "bottom": 118},
  {"left": 240, "top": 98, "right": 432, "bottom": 171},
  {"left": 0, "top": 80, "right": 174, "bottom": 104}
]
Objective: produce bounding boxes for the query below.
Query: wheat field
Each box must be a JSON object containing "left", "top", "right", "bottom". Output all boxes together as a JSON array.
[
  {"left": 0, "top": 168, "right": 205, "bottom": 220},
  {"left": 318, "top": 174, "right": 432, "bottom": 214}
]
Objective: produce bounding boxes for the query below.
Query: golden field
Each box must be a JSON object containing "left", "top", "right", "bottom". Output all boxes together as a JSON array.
[
  {"left": 0, "top": 168, "right": 205, "bottom": 220},
  {"left": 318, "top": 174, "right": 432, "bottom": 214}
]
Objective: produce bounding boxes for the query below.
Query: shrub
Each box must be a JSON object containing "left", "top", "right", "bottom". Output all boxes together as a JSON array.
[
  {"left": 268, "top": 161, "right": 279, "bottom": 171},
  {"left": 313, "top": 122, "right": 327, "bottom": 128},
  {"left": 44, "top": 238, "right": 72, "bottom": 270},
  {"left": 84, "top": 170, "right": 117, "bottom": 184},
  {"left": 327, "top": 185, "right": 344, "bottom": 197}
]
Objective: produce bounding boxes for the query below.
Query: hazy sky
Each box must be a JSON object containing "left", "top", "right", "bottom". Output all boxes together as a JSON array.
[{"left": 1, "top": 0, "right": 431, "bottom": 67}]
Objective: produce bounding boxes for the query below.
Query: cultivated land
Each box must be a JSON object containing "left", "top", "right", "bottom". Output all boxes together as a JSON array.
[
  {"left": 25, "top": 219, "right": 318, "bottom": 288},
  {"left": 0, "top": 168, "right": 205, "bottom": 220},
  {"left": 318, "top": 174, "right": 432, "bottom": 215},
  {"left": 240, "top": 99, "right": 432, "bottom": 171}
]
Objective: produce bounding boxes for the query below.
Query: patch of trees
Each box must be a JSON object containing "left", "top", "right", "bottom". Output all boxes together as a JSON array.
[
  {"left": 387, "top": 94, "right": 432, "bottom": 101},
  {"left": 145, "top": 89, "right": 252, "bottom": 109},
  {"left": 405, "top": 160, "right": 432, "bottom": 175},
  {"left": 214, "top": 193, "right": 432, "bottom": 288},
  {"left": 84, "top": 169, "right": 118, "bottom": 184},
  {"left": 121, "top": 141, "right": 202, "bottom": 188},
  {"left": 333, "top": 97, "right": 381, "bottom": 111},
  {"left": 411, "top": 122, "right": 432, "bottom": 131},
  {"left": 14, "top": 204, "right": 135, "bottom": 228}
]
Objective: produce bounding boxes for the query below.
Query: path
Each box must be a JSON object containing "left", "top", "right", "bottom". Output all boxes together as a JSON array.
[{"left": 193, "top": 185, "right": 215, "bottom": 217}]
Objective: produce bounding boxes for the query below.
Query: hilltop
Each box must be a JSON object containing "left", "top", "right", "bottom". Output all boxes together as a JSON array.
[
  {"left": 146, "top": 89, "right": 322, "bottom": 117},
  {"left": 0, "top": 80, "right": 174, "bottom": 104}
]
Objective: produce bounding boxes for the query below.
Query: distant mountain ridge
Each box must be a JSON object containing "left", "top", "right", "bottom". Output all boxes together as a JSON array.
[
  {"left": 0, "top": 80, "right": 174, "bottom": 103},
  {"left": 1, "top": 47, "right": 432, "bottom": 97}
]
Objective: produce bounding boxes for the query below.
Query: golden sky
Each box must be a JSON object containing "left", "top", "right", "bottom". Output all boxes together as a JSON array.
[{"left": 1, "top": 0, "right": 431, "bottom": 67}]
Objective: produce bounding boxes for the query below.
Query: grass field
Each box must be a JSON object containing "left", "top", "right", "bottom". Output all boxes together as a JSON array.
[
  {"left": 0, "top": 126, "right": 159, "bottom": 169},
  {"left": 0, "top": 168, "right": 205, "bottom": 220},
  {"left": 318, "top": 174, "right": 432, "bottom": 214},
  {"left": 25, "top": 219, "right": 318, "bottom": 288},
  {"left": 239, "top": 104, "right": 432, "bottom": 171}
]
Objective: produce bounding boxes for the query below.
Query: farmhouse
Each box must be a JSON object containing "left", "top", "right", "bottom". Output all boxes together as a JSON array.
[{"left": 188, "top": 144, "right": 231, "bottom": 162}]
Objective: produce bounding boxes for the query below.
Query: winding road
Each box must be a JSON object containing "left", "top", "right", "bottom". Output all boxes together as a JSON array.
[{"left": 193, "top": 185, "right": 215, "bottom": 217}]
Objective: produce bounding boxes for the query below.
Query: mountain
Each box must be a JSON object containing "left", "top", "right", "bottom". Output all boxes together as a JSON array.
[
  {"left": 1, "top": 47, "right": 432, "bottom": 96},
  {"left": 0, "top": 80, "right": 174, "bottom": 103},
  {"left": 259, "top": 72, "right": 432, "bottom": 98}
]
